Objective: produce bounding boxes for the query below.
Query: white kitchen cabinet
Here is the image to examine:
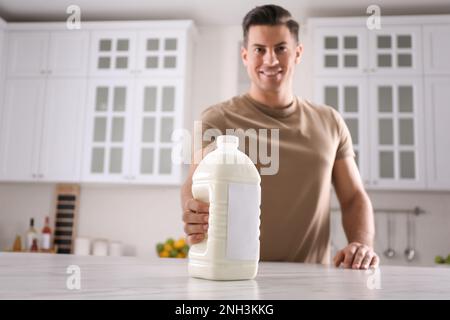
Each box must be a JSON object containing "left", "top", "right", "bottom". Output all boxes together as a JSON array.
[
  {"left": 0, "top": 79, "right": 46, "bottom": 181},
  {"left": 423, "top": 25, "right": 450, "bottom": 75},
  {"left": 83, "top": 78, "right": 184, "bottom": 184},
  {"left": 0, "top": 78, "right": 86, "bottom": 182},
  {"left": 313, "top": 27, "right": 368, "bottom": 76},
  {"left": 39, "top": 79, "right": 86, "bottom": 181},
  {"left": 6, "top": 30, "right": 89, "bottom": 77},
  {"left": 89, "top": 31, "right": 137, "bottom": 77},
  {"left": 0, "top": 18, "right": 6, "bottom": 140},
  {"left": 47, "top": 31, "right": 89, "bottom": 76},
  {"left": 83, "top": 79, "right": 134, "bottom": 183},
  {"left": 425, "top": 77, "right": 450, "bottom": 189},
  {"left": 314, "top": 77, "right": 369, "bottom": 182},
  {"left": 369, "top": 77, "right": 426, "bottom": 189},
  {"left": 1, "top": 20, "right": 195, "bottom": 185},
  {"left": 130, "top": 78, "right": 183, "bottom": 184},
  {"left": 89, "top": 29, "right": 188, "bottom": 78},
  {"left": 136, "top": 30, "right": 186, "bottom": 77},
  {"left": 6, "top": 32, "right": 49, "bottom": 77},
  {"left": 368, "top": 26, "right": 422, "bottom": 76},
  {"left": 312, "top": 23, "right": 422, "bottom": 77},
  {"left": 310, "top": 16, "right": 450, "bottom": 190}
]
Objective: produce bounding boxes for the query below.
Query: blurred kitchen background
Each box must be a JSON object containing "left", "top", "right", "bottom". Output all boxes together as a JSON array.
[{"left": 0, "top": 0, "right": 449, "bottom": 266}]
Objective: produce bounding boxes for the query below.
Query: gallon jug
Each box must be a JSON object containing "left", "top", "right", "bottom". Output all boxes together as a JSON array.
[{"left": 188, "top": 135, "right": 261, "bottom": 280}]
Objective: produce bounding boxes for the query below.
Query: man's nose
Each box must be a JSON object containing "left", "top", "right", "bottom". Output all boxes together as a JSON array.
[{"left": 263, "top": 49, "right": 279, "bottom": 66}]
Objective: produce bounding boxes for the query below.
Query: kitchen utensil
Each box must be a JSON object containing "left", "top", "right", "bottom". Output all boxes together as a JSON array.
[
  {"left": 384, "top": 213, "right": 396, "bottom": 258},
  {"left": 404, "top": 213, "right": 416, "bottom": 261}
]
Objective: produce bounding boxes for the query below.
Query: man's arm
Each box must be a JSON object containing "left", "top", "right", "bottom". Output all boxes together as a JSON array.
[{"left": 332, "top": 156, "right": 379, "bottom": 269}]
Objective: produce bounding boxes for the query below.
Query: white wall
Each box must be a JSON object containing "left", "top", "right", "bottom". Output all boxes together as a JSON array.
[{"left": 0, "top": 23, "right": 449, "bottom": 266}]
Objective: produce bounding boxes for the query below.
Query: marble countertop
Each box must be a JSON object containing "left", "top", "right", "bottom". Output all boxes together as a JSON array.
[{"left": 1, "top": 252, "right": 449, "bottom": 299}]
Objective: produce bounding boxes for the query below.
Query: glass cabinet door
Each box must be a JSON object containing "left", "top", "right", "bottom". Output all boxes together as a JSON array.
[
  {"left": 369, "top": 77, "right": 425, "bottom": 188},
  {"left": 136, "top": 31, "right": 185, "bottom": 77},
  {"left": 89, "top": 31, "right": 137, "bottom": 76},
  {"left": 369, "top": 26, "right": 422, "bottom": 75},
  {"left": 314, "top": 27, "right": 368, "bottom": 76},
  {"left": 315, "top": 78, "right": 369, "bottom": 182},
  {"left": 84, "top": 80, "right": 133, "bottom": 182},
  {"left": 131, "top": 79, "right": 183, "bottom": 183}
]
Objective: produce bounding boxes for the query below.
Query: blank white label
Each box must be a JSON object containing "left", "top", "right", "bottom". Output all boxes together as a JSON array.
[{"left": 227, "top": 182, "right": 260, "bottom": 260}]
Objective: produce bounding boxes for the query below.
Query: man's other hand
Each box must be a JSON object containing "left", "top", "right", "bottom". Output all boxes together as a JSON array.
[{"left": 333, "top": 242, "right": 379, "bottom": 269}]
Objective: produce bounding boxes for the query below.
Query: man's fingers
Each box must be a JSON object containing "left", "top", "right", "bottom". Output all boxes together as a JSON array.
[
  {"left": 342, "top": 244, "right": 358, "bottom": 268},
  {"left": 360, "top": 252, "right": 374, "bottom": 269},
  {"left": 185, "top": 198, "right": 209, "bottom": 213},
  {"left": 370, "top": 255, "right": 380, "bottom": 268},
  {"left": 187, "top": 234, "right": 205, "bottom": 245},
  {"left": 333, "top": 250, "right": 345, "bottom": 267},
  {"left": 352, "top": 247, "right": 368, "bottom": 269},
  {"left": 184, "top": 223, "right": 208, "bottom": 235},
  {"left": 183, "top": 211, "right": 209, "bottom": 224}
]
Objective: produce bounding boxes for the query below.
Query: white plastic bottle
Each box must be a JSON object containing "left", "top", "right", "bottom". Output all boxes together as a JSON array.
[{"left": 188, "top": 135, "right": 261, "bottom": 280}]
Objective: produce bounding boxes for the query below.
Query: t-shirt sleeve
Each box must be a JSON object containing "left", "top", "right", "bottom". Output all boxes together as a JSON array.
[
  {"left": 196, "top": 106, "right": 225, "bottom": 151},
  {"left": 331, "top": 108, "right": 356, "bottom": 160}
]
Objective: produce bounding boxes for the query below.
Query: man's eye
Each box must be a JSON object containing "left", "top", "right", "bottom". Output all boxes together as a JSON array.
[
  {"left": 276, "top": 46, "right": 287, "bottom": 53},
  {"left": 255, "top": 48, "right": 264, "bottom": 54}
]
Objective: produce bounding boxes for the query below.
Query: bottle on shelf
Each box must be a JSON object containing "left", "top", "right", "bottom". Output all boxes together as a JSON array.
[
  {"left": 30, "top": 238, "right": 39, "bottom": 252},
  {"left": 41, "top": 216, "right": 52, "bottom": 252},
  {"left": 26, "top": 218, "right": 38, "bottom": 251}
]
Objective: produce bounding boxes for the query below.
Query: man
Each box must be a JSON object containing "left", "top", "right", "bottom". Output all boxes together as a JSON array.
[{"left": 181, "top": 4, "right": 379, "bottom": 269}]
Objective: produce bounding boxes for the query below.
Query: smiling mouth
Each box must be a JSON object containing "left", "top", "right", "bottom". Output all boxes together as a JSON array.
[{"left": 259, "top": 70, "right": 283, "bottom": 78}]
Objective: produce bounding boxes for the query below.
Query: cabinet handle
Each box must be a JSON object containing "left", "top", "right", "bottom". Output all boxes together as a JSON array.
[
  {"left": 373, "top": 180, "right": 378, "bottom": 185},
  {"left": 32, "top": 174, "right": 37, "bottom": 178},
  {"left": 370, "top": 68, "right": 376, "bottom": 72},
  {"left": 47, "top": 70, "right": 52, "bottom": 75},
  {"left": 40, "top": 70, "right": 46, "bottom": 75}
]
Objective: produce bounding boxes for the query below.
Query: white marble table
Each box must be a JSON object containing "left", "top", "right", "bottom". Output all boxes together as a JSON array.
[{"left": 1, "top": 252, "right": 449, "bottom": 299}]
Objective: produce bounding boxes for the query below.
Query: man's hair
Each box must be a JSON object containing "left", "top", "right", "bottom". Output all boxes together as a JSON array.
[{"left": 242, "top": 4, "right": 300, "bottom": 47}]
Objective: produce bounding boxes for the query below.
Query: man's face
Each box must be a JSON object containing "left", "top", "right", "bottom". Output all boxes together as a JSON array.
[{"left": 241, "top": 24, "right": 303, "bottom": 94}]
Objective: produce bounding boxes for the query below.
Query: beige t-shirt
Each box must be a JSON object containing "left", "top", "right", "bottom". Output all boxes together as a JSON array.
[{"left": 198, "top": 93, "right": 355, "bottom": 264}]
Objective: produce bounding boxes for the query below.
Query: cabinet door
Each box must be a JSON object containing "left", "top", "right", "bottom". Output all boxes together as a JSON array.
[
  {"left": 130, "top": 79, "right": 183, "bottom": 184},
  {"left": 0, "top": 79, "right": 45, "bottom": 181},
  {"left": 6, "top": 32, "right": 49, "bottom": 77},
  {"left": 369, "top": 77, "right": 425, "bottom": 189},
  {"left": 423, "top": 25, "right": 450, "bottom": 75},
  {"left": 369, "top": 26, "right": 422, "bottom": 75},
  {"left": 47, "top": 31, "right": 89, "bottom": 76},
  {"left": 136, "top": 30, "right": 186, "bottom": 77},
  {"left": 38, "top": 79, "right": 86, "bottom": 182},
  {"left": 313, "top": 27, "right": 368, "bottom": 76},
  {"left": 314, "top": 77, "right": 369, "bottom": 183},
  {"left": 425, "top": 77, "right": 450, "bottom": 189},
  {"left": 83, "top": 79, "right": 134, "bottom": 182},
  {"left": 89, "top": 31, "right": 137, "bottom": 76}
]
